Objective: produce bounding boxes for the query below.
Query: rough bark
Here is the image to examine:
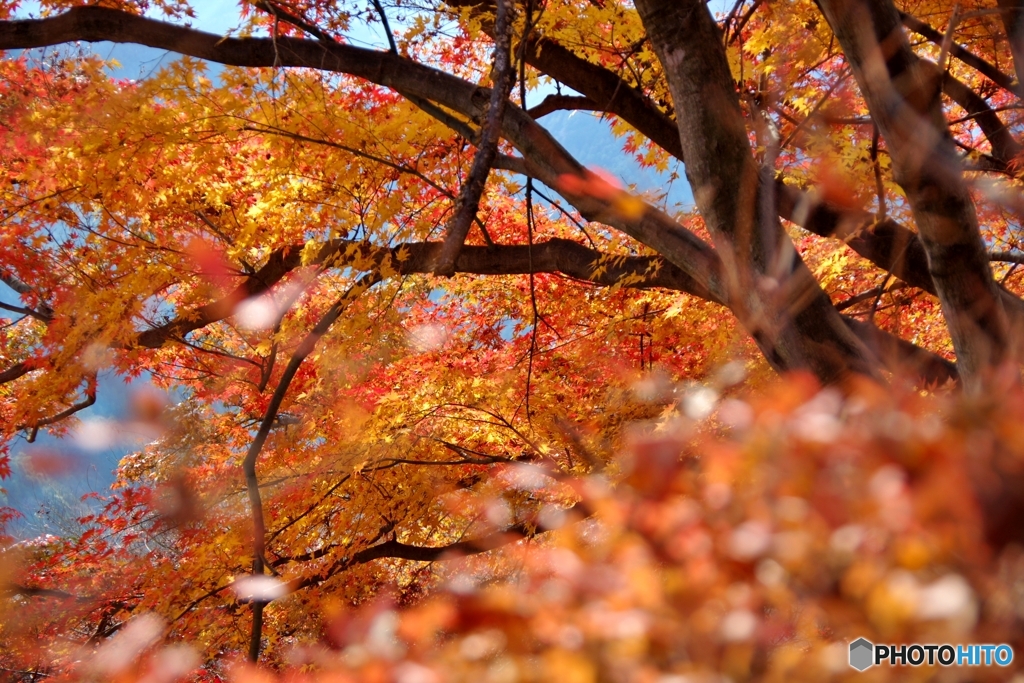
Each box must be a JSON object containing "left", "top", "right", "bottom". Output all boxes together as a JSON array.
[
  {"left": 632, "top": 0, "right": 881, "bottom": 383},
  {"left": 818, "top": 0, "right": 1015, "bottom": 391},
  {"left": 441, "top": 0, "right": 950, "bottom": 304}
]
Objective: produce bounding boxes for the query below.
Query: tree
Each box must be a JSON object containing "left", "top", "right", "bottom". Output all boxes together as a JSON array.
[{"left": 2, "top": 0, "right": 1024, "bottom": 679}]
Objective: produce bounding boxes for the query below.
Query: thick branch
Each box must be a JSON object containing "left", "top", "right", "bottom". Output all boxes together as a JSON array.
[
  {"left": 775, "top": 182, "right": 936, "bottom": 294},
  {"left": 349, "top": 521, "right": 536, "bottom": 564},
  {"left": 0, "top": 300, "right": 51, "bottom": 323},
  {"left": 842, "top": 316, "right": 956, "bottom": 384},
  {"left": 818, "top": 0, "right": 1014, "bottom": 390},
  {"left": 900, "top": 12, "right": 1017, "bottom": 93},
  {"left": 0, "top": 6, "right": 889, "bottom": 385},
  {"left": 527, "top": 94, "right": 600, "bottom": 119},
  {"left": 941, "top": 72, "right": 1022, "bottom": 167},
  {"left": 0, "top": 238, "right": 718, "bottom": 389},
  {"left": 0, "top": 6, "right": 959, "bottom": 385},
  {"left": 0, "top": 270, "right": 33, "bottom": 295},
  {"left": 135, "top": 241, "right": 317, "bottom": 348},
  {"left": 142, "top": 238, "right": 722, "bottom": 348},
  {"left": 0, "top": 361, "right": 31, "bottom": 385},
  {"left": 634, "top": 0, "right": 881, "bottom": 382},
  {"left": 0, "top": 270, "right": 53, "bottom": 320},
  {"left": 442, "top": 0, "right": 1023, "bottom": 330},
  {"left": 0, "top": 233, "right": 954, "bottom": 392},
  {"left": 287, "top": 518, "right": 552, "bottom": 594},
  {"left": 996, "top": 0, "right": 1024, "bottom": 99},
  {"left": 0, "top": 6, "right": 726, "bottom": 305},
  {"left": 991, "top": 250, "right": 1024, "bottom": 264},
  {"left": 3, "top": 584, "right": 80, "bottom": 600}
]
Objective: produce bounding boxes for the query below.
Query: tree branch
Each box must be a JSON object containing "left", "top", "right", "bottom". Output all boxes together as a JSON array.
[
  {"left": 349, "top": 521, "right": 537, "bottom": 564},
  {"left": 252, "top": 0, "right": 337, "bottom": 44},
  {"left": 0, "top": 269, "right": 34, "bottom": 296},
  {"left": 996, "top": 0, "right": 1024, "bottom": 99},
  {"left": 132, "top": 238, "right": 722, "bottom": 352},
  {"left": 991, "top": 250, "right": 1024, "bottom": 264},
  {"left": 0, "top": 6, "right": 726, "bottom": 308},
  {"left": 774, "top": 181, "right": 936, "bottom": 293},
  {"left": 0, "top": 300, "right": 51, "bottom": 323},
  {"left": 0, "top": 234, "right": 956, "bottom": 393},
  {"left": 0, "top": 361, "right": 31, "bottom": 385},
  {"left": 941, "top": 72, "right": 1022, "bottom": 167},
  {"left": 370, "top": 0, "right": 398, "bottom": 54},
  {"left": 842, "top": 316, "right": 956, "bottom": 384},
  {"left": 634, "top": 0, "right": 882, "bottom": 382},
  {"left": 20, "top": 373, "right": 97, "bottom": 442},
  {"left": 818, "top": 0, "right": 1014, "bottom": 390},
  {"left": 2, "top": 584, "right": 80, "bottom": 600},
  {"left": 241, "top": 272, "right": 380, "bottom": 661},
  {"left": 441, "top": 0, "right": 1024, "bottom": 331},
  {"left": 527, "top": 94, "right": 600, "bottom": 119},
  {"left": 0, "top": 6, "right": 964, "bottom": 386},
  {"left": 433, "top": 0, "right": 515, "bottom": 275},
  {"left": 900, "top": 12, "right": 1017, "bottom": 93}
]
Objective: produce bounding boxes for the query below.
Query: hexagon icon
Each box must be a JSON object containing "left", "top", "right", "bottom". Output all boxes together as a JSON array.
[{"left": 849, "top": 638, "right": 874, "bottom": 671}]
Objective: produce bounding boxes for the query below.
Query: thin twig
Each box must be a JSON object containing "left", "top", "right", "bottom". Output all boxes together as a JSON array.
[
  {"left": 0, "top": 300, "right": 51, "bottom": 323},
  {"left": 254, "top": 0, "right": 337, "bottom": 44},
  {"left": 722, "top": 0, "right": 748, "bottom": 42},
  {"left": 779, "top": 68, "right": 851, "bottom": 149},
  {"left": 900, "top": 11, "right": 1015, "bottom": 93},
  {"left": 869, "top": 273, "right": 892, "bottom": 323},
  {"left": 531, "top": 186, "right": 597, "bottom": 248},
  {"left": 835, "top": 286, "right": 884, "bottom": 313},
  {"left": 728, "top": 0, "right": 763, "bottom": 44},
  {"left": 241, "top": 125, "right": 454, "bottom": 198}
]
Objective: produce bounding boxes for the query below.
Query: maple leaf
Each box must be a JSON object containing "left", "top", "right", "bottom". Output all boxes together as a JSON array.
[{"left": 0, "top": 0, "right": 1020, "bottom": 677}]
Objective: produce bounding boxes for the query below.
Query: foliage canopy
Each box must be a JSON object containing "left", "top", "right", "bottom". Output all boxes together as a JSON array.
[{"left": 4, "top": 0, "right": 1024, "bottom": 679}]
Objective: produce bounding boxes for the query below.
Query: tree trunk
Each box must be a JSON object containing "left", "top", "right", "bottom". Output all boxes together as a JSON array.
[
  {"left": 818, "top": 0, "right": 1015, "bottom": 392},
  {"left": 997, "top": 0, "right": 1024, "bottom": 100},
  {"left": 633, "top": 0, "right": 882, "bottom": 384}
]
